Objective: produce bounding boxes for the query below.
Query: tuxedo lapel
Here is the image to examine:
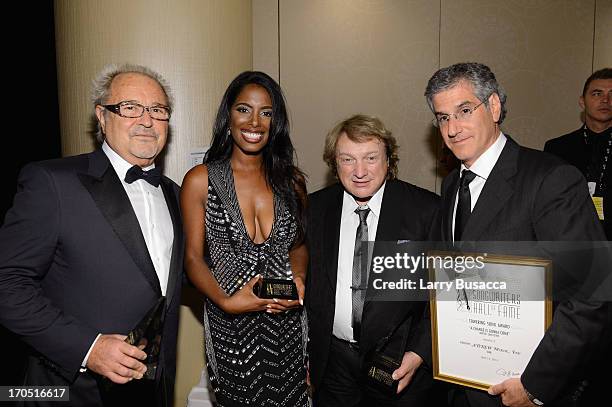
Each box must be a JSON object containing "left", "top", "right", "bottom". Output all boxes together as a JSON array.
[
  {"left": 442, "top": 170, "right": 460, "bottom": 242},
  {"left": 78, "top": 150, "right": 162, "bottom": 295},
  {"left": 362, "top": 181, "right": 405, "bottom": 318},
  {"left": 462, "top": 139, "right": 518, "bottom": 240},
  {"left": 323, "top": 185, "right": 343, "bottom": 291},
  {"left": 160, "top": 177, "right": 182, "bottom": 308},
  {"left": 374, "top": 180, "right": 401, "bottom": 241}
]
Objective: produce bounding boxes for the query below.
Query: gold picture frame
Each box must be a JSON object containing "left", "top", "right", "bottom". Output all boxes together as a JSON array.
[{"left": 428, "top": 251, "right": 553, "bottom": 391}]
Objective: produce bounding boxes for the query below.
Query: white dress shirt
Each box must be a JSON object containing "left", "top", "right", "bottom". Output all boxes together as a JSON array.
[
  {"left": 333, "top": 182, "right": 386, "bottom": 342},
  {"left": 81, "top": 143, "right": 174, "bottom": 370},
  {"left": 452, "top": 132, "right": 507, "bottom": 242}
]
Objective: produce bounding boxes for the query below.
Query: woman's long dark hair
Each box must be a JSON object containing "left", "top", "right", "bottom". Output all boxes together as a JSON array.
[{"left": 204, "top": 71, "right": 307, "bottom": 244}]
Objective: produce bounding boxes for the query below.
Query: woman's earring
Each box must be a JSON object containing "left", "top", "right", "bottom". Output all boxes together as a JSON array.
[{"left": 226, "top": 128, "right": 231, "bottom": 136}]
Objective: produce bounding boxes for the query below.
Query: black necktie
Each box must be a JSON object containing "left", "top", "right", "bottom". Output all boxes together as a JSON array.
[
  {"left": 124, "top": 165, "right": 162, "bottom": 187},
  {"left": 352, "top": 206, "right": 370, "bottom": 342},
  {"left": 454, "top": 170, "right": 477, "bottom": 242}
]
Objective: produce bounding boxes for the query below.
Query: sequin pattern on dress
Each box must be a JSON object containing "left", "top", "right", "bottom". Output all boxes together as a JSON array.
[{"left": 203, "top": 160, "right": 309, "bottom": 407}]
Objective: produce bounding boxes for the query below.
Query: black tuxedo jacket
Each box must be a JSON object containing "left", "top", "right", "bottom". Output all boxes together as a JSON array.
[
  {"left": 0, "top": 149, "right": 184, "bottom": 406},
  {"left": 544, "top": 126, "right": 611, "bottom": 239},
  {"left": 306, "top": 179, "right": 439, "bottom": 391},
  {"left": 437, "top": 137, "right": 609, "bottom": 406}
]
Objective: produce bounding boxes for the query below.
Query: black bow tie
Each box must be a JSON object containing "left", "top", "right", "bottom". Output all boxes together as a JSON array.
[{"left": 124, "top": 165, "right": 162, "bottom": 187}]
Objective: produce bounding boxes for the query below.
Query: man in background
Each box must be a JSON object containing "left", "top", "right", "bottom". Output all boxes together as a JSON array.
[
  {"left": 544, "top": 67, "right": 611, "bottom": 405},
  {"left": 544, "top": 68, "right": 611, "bottom": 239}
]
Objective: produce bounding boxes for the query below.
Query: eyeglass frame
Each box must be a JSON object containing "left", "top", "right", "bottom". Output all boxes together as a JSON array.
[
  {"left": 432, "top": 99, "right": 487, "bottom": 128},
  {"left": 101, "top": 101, "right": 172, "bottom": 121}
]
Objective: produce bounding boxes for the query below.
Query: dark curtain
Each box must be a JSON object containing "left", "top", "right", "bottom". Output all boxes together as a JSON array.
[{"left": 1, "top": 0, "right": 61, "bottom": 385}]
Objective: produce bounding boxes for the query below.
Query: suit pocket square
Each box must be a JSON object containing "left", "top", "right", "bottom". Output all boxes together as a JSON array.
[{"left": 397, "top": 239, "right": 410, "bottom": 244}]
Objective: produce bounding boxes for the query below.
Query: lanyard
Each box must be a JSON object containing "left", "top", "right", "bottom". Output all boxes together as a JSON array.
[{"left": 583, "top": 124, "right": 611, "bottom": 195}]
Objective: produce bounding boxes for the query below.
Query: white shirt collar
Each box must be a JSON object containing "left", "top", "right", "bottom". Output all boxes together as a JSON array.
[
  {"left": 341, "top": 181, "right": 386, "bottom": 219},
  {"left": 102, "top": 141, "right": 155, "bottom": 180},
  {"left": 461, "top": 132, "right": 507, "bottom": 180}
]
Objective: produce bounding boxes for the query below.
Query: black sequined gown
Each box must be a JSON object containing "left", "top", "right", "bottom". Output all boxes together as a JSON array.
[{"left": 203, "top": 160, "right": 309, "bottom": 406}]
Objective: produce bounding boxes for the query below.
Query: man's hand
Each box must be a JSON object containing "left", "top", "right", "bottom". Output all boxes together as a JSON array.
[
  {"left": 488, "top": 378, "right": 536, "bottom": 407},
  {"left": 86, "top": 334, "right": 148, "bottom": 384},
  {"left": 392, "top": 351, "right": 423, "bottom": 394}
]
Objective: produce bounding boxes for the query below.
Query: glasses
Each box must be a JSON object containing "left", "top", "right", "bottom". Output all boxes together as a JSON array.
[
  {"left": 433, "top": 100, "right": 486, "bottom": 128},
  {"left": 102, "top": 101, "right": 171, "bottom": 121}
]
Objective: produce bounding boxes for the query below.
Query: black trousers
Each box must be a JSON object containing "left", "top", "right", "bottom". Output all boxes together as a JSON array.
[{"left": 314, "top": 337, "right": 429, "bottom": 407}]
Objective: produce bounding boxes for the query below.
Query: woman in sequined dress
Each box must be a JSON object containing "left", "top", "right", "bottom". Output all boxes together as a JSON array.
[{"left": 181, "top": 71, "right": 309, "bottom": 406}]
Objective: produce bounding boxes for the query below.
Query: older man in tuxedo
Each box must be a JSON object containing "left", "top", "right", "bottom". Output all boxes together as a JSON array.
[
  {"left": 0, "top": 64, "right": 183, "bottom": 406},
  {"left": 306, "top": 114, "right": 439, "bottom": 406},
  {"left": 425, "top": 62, "right": 609, "bottom": 407}
]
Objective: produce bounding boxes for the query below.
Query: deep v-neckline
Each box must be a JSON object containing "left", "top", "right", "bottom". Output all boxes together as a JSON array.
[{"left": 225, "top": 161, "right": 278, "bottom": 246}]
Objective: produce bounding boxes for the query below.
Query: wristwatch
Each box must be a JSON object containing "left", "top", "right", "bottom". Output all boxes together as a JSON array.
[{"left": 524, "top": 388, "right": 544, "bottom": 406}]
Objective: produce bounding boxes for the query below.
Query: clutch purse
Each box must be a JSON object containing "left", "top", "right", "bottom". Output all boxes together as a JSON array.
[
  {"left": 124, "top": 296, "right": 166, "bottom": 380},
  {"left": 253, "top": 277, "right": 298, "bottom": 300}
]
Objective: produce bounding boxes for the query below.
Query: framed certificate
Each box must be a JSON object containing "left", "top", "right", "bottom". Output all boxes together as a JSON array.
[{"left": 429, "top": 251, "right": 553, "bottom": 390}]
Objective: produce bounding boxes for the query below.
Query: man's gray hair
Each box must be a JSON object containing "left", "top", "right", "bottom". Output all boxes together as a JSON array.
[
  {"left": 424, "top": 62, "right": 507, "bottom": 124},
  {"left": 92, "top": 64, "right": 174, "bottom": 142}
]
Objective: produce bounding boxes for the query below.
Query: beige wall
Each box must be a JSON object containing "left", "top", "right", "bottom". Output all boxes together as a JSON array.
[
  {"left": 280, "top": 0, "right": 440, "bottom": 192},
  {"left": 439, "top": 0, "right": 598, "bottom": 152},
  {"left": 254, "top": 0, "right": 611, "bottom": 194},
  {"left": 55, "top": 0, "right": 252, "bottom": 183},
  {"left": 54, "top": 1, "right": 252, "bottom": 406},
  {"left": 253, "top": 0, "right": 279, "bottom": 82},
  {"left": 594, "top": 0, "right": 612, "bottom": 69}
]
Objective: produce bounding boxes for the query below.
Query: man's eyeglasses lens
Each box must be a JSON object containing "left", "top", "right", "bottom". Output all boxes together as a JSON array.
[
  {"left": 104, "top": 102, "right": 171, "bottom": 121},
  {"left": 433, "top": 100, "right": 485, "bottom": 128}
]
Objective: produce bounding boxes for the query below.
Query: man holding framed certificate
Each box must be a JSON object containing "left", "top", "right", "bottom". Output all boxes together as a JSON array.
[{"left": 425, "top": 63, "right": 610, "bottom": 407}]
